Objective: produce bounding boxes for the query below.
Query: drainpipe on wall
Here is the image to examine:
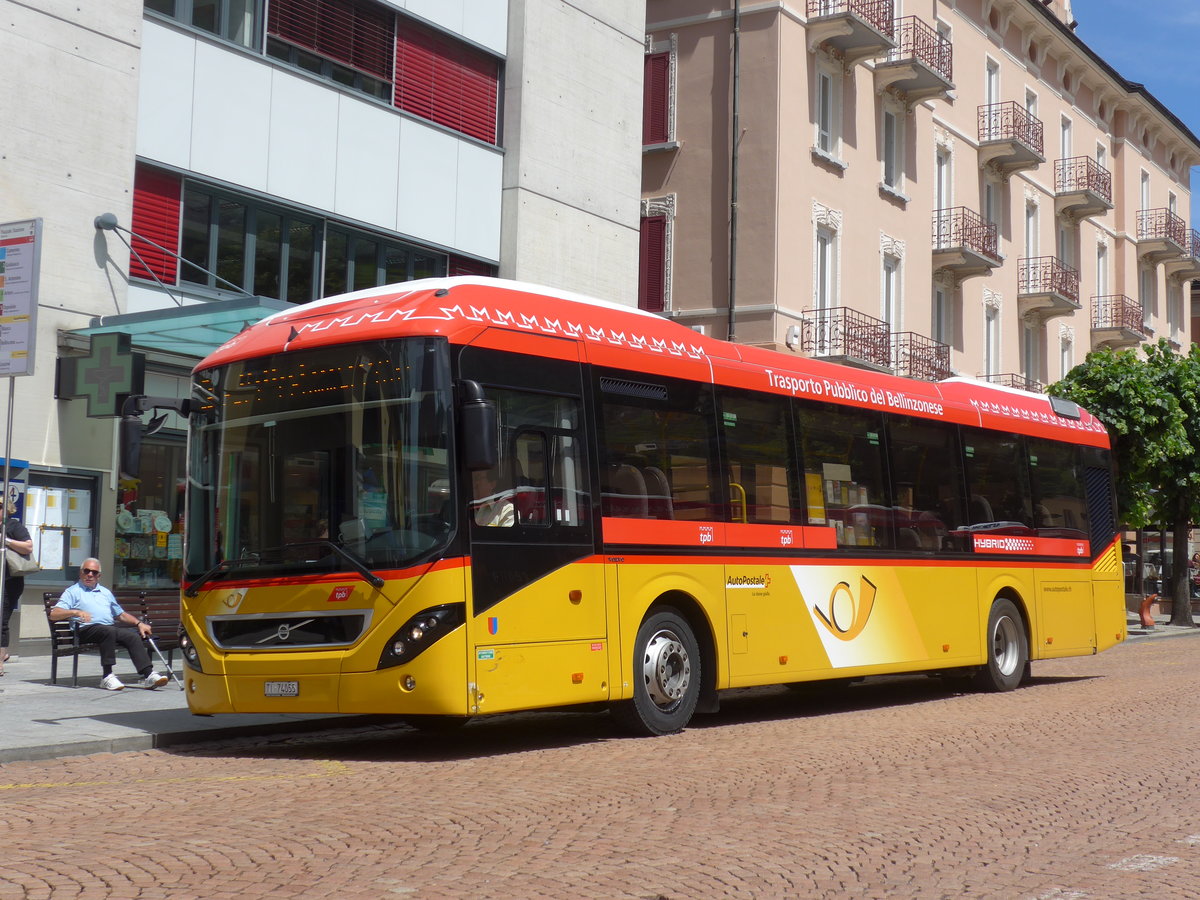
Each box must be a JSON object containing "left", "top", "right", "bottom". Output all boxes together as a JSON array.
[{"left": 727, "top": 0, "right": 741, "bottom": 343}]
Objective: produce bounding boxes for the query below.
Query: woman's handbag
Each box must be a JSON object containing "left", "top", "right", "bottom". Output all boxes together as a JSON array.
[{"left": 5, "top": 547, "right": 40, "bottom": 576}]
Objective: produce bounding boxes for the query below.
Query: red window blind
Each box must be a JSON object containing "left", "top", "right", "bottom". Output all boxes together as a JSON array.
[
  {"left": 638, "top": 216, "right": 667, "bottom": 312},
  {"left": 130, "top": 164, "right": 182, "bottom": 284},
  {"left": 643, "top": 52, "right": 670, "bottom": 145},
  {"left": 448, "top": 255, "right": 496, "bottom": 277},
  {"left": 395, "top": 21, "right": 499, "bottom": 144},
  {"left": 268, "top": 0, "right": 394, "bottom": 81}
]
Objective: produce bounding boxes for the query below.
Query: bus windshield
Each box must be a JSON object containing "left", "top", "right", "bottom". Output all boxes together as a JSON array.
[{"left": 186, "top": 337, "right": 454, "bottom": 585}]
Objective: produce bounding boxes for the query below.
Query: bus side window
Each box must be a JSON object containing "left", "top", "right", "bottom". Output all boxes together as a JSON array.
[
  {"left": 794, "top": 402, "right": 889, "bottom": 549},
  {"left": 718, "top": 388, "right": 801, "bottom": 525},
  {"left": 1028, "top": 439, "right": 1088, "bottom": 539},
  {"left": 598, "top": 374, "right": 718, "bottom": 521},
  {"left": 886, "top": 416, "right": 965, "bottom": 552},
  {"left": 963, "top": 429, "right": 1033, "bottom": 532},
  {"left": 484, "top": 390, "right": 589, "bottom": 529}
]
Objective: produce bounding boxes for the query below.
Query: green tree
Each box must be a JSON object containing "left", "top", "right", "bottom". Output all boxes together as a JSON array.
[{"left": 1049, "top": 338, "right": 1200, "bottom": 626}]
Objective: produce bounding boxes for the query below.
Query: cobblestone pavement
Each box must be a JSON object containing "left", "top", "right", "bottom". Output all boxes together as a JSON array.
[{"left": 2, "top": 636, "right": 1199, "bottom": 899}]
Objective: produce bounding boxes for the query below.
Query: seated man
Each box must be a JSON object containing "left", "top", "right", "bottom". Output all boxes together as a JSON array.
[
  {"left": 48, "top": 558, "right": 168, "bottom": 691},
  {"left": 472, "top": 467, "right": 514, "bottom": 527}
]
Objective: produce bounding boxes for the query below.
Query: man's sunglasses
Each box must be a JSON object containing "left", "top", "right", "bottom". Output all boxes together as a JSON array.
[{"left": 81, "top": 568, "right": 100, "bottom": 575}]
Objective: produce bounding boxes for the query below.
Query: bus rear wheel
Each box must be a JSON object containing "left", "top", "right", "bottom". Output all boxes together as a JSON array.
[
  {"left": 975, "top": 598, "right": 1029, "bottom": 692},
  {"left": 612, "top": 608, "right": 701, "bottom": 736}
]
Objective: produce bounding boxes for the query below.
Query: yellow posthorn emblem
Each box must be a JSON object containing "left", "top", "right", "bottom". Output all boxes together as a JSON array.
[{"left": 813, "top": 576, "right": 876, "bottom": 641}]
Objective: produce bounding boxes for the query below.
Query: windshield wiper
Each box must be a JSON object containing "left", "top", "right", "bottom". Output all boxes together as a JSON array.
[
  {"left": 280, "top": 540, "right": 385, "bottom": 589},
  {"left": 183, "top": 554, "right": 260, "bottom": 598}
]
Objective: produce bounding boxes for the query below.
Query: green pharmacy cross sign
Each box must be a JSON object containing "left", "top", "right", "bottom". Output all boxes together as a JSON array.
[{"left": 55, "top": 332, "right": 146, "bottom": 417}]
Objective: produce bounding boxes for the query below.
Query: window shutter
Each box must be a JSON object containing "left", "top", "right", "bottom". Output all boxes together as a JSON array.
[
  {"left": 130, "top": 164, "right": 182, "bottom": 284},
  {"left": 643, "top": 52, "right": 670, "bottom": 145},
  {"left": 448, "top": 255, "right": 496, "bottom": 277},
  {"left": 639, "top": 216, "right": 667, "bottom": 312},
  {"left": 268, "top": 0, "right": 394, "bottom": 81},
  {"left": 395, "top": 20, "right": 499, "bottom": 144}
]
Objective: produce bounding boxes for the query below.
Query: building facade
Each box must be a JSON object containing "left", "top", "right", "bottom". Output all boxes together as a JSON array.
[
  {"left": 0, "top": 0, "right": 643, "bottom": 634},
  {"left": 641, "top": 0, "right": 1200, "bottom": 387}
]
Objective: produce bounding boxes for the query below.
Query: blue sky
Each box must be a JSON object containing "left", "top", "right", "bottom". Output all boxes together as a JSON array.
[{"left": 1070, "top": 0, "right": 1200, "bottom": 224}]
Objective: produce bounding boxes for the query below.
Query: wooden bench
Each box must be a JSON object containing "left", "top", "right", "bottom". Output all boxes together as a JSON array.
[{"left": 42, "top": 591, "right": 182, "bottom": 687}]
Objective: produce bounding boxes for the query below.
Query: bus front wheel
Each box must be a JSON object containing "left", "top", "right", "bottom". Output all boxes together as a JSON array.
[
  {"left": 613, "top": 608, "right": 701, "bottom": 736},
  {"left": 975, "top": 598, "right": 1029, "bottom": 692}
]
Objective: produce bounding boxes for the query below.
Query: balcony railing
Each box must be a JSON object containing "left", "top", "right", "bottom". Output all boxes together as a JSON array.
[
  {"left": 801, "top": 306, "right": 892, "bottom": 368},
  {"left": 984, "top": 373, "right": 1043, "bottom": 394},
  {"left": 1018, "top": 256, "right": 1079, "bottom": 305},
  {"left": 978, "top": 101, "right": 1044, "bottom": 155},
  {"left": 884, "top": 16, "right": 952, "bottom": 82},
  {"left": 1054, "top": 156, "right": 1112, "bottom": 204},
  {"left": 1091, "top": 294, "right": 1145, "bottom": 334},
  {"left": 806, "top": 0, "right": 894, "bottom": 36},
  {"left": 1137, "top": 208, "right": 1189, "bottom": 247},
  {"left": 891, "top": 331, "right": 951, "bottom": 381},
  {"left": 932, "top": 207, "right": 999, "bottom": 260}
]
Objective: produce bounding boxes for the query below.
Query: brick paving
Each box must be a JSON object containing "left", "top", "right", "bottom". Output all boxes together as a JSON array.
[{"left": 2, "top": 635, "right": 1199, "bottom": 898}]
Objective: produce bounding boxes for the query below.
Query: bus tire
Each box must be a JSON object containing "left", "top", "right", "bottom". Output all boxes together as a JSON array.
[
  {"left": 974, "top": 598, "right": 1028, "bottom": 692},
  {"left": 612, "top": 608, "right": 701, "bottom": 736}
]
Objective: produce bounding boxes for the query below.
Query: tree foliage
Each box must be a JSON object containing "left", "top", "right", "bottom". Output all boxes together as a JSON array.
[{"left": 1049, "top": 339, "right": 1200, "bottom": 624}]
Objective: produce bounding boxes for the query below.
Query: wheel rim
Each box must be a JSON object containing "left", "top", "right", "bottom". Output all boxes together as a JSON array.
[
  {"left": 641, "top": 628, "right": 691, "bottom": 708},
  {"left": 990, "top": 614, "right": 1021, "bottom": 677}
]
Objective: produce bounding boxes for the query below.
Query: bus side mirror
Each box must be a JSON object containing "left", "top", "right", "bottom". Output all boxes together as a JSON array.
[{"left": 460, "top": 381, "right": 498, "bottom": 471}]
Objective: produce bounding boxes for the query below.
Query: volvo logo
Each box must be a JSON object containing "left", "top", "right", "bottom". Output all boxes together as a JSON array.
[{"left": 257, "top": 618, "right": 314, "bottom": 644}]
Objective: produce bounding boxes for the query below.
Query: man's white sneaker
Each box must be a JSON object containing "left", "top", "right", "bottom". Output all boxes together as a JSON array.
[
  {"left": 139, "top": 671, "right": 168, "bottom": 689},
  {"left": 100, "top": 674, "right": 125, "bottom": 691}
]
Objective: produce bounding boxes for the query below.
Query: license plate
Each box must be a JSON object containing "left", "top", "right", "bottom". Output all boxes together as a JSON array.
[{"left": 264, "top": 681, "right": 299, "bottom": 697}]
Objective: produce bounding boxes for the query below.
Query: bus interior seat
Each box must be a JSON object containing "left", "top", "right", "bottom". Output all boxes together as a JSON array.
[
  {"left": 641, "top": 465, "right": 673, "bottom": 519},
  {"left": 605, "top": 463, "right": 649, "bottom": 518},
  {"left": 968, "top": 494, "right": 993, "bottom": 524}
]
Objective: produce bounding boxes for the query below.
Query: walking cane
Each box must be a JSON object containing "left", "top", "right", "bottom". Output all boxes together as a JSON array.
[{"left": 144, "top": 634, "right": 184, "bottom": 691}]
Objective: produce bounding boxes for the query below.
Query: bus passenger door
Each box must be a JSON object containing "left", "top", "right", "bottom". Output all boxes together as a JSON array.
[{"left": 458, "top": 346, "right": 608, "bottom": 713}]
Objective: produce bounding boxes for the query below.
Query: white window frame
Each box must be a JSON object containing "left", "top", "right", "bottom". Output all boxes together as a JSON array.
[
  {"left": 1022, "top": 322, "right": 1040, "bottom": 383},
  {"left": 1060, "top": 115, "right": 1072, "bottom": 159},
  {"left": 1059, "top": 328, "right": 1073, "bottom": 379},
  {"left": 881, "top": 102, "right": 904, "bottom": 192},
  {"left": 933, "top": 285, "right": 950, "bottom": 346},
  {"left": 813, "top": 61, "right": 842, "bottom": 161},
  {"left": 985, "top": 59, "right": 1000, "bottom": 108},
  {"left": 1024, "top": 202, "right": 1038, "bottom": 257},
  {"left": 1141, "top": 170, "right": 1151, "bottom": 210},
  {"left": 881, "top": 254, "right": 901, "bottom": 330},
  {"left": 984, "top": 301, "right": 1000, "bottom": 377},
  {"left": 1096, "top": 242, "right": 1108, "bottom": 297},
  {"left": 1096, "top": 142, "right": 1107, "bottom": 170},
  {"left": 815, "top": 225, "right": 838, "bottom": 311}
]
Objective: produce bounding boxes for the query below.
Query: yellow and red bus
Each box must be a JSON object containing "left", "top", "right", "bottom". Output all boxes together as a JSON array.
[{"left": 180, "top": 278, "right": 1126, "bottom": 734}]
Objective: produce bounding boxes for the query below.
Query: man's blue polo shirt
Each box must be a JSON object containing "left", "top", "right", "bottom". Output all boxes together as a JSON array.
[{"left": 55, "top": 582, "right": 125, "bottom": 625}]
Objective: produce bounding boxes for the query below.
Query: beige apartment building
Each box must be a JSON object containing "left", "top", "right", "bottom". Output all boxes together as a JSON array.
[{"left": 641, "top": 0, "right": 1200, "bottom": 388}]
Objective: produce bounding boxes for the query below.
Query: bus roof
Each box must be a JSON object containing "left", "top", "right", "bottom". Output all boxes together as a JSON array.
[{"left": 196, "top": 277, "right": 1110, "bottom": 447}]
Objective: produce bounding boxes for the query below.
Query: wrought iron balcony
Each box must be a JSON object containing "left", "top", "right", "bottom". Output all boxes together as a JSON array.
[
  {"left": 891, "top": 331, "right": 951, "bottom": 381},
  {"left": 875, "top": 16, "right": 953, "bottom": 101},
  {"left": 1137, "top": 208, "right": 1189, "bottom": 262},
  {"left": 801, "top": 306, "right": 893, "bottom": 370},
  {"left": 1090, "top": 294, "right": 1146, "bottom": 350},
  {"left": 806, "top": 0, "right": 896, "bottom": 65},
  {"left": 932, "top": 207, "right": 1000, "bottom": 280},
  {"left": 983, "top": 373, "right": 1043, "bottom": 394},
  {"left": 978, "top": 101, "right": 1045, "bottom": 176},
  {"left": 1017, "top": 256, "right": 1080, "bottom": 321},
  {"left": 1163, "top": 228, "right": 1200, "bottom": 281},
  {"left": 1054, "top": 156, "right": 1113, "bottom": 220}
]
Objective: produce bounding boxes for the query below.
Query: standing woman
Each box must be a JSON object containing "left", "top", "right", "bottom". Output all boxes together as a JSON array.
[{"left": 1, "top": 499, "right": 33, "bottom": 674}]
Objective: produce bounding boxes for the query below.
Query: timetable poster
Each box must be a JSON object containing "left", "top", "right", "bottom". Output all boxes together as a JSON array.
[{"left": 0, "top": 218, "right": 41, "bottom": 377}]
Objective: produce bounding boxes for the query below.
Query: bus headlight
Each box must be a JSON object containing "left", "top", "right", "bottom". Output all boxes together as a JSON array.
[
  {"left": 180, "top": 627, "right": 204, "bottom": 673},
  {"left": 378, "top": 603, "right": 464, "bottom": 669}
]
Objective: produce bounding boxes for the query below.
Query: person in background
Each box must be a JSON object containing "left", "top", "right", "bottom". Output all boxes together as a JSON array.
[
  {"left": 1, "top": 498, "right": 33, "bottom": 674},
  {"left": 48, "top": 558, "right": 168, "bottom": 691},
  {"left": 472, "top": 467, "right": 514, "bottom": 527}
]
